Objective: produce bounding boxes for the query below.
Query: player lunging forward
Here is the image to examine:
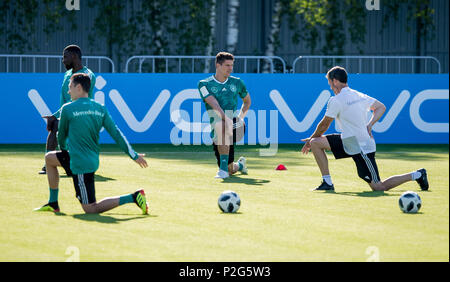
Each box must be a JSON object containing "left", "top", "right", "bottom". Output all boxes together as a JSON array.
[
  {"left": 35, "top": 73, "right": 149, "bottom": 214},
  {"left": 301, "top": 66, "right": 429, "bottom": 192},
  {"left": 198, "top": 52, "right": 251, "bottom": 179}
]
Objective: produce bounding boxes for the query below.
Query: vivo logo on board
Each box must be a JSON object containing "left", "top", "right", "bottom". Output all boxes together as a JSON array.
[{"left": 27, "top": 75, "right": 449, "bottom": 154}]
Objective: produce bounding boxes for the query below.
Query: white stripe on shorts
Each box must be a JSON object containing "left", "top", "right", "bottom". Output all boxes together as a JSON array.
[
  {"left": 77, "top": 174, "right": 89, "bottom": 204},
  {"left": 361, "top": 154, "right": 379, "bottom": 183}
]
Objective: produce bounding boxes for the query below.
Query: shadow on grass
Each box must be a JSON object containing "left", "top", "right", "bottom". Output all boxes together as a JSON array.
[
  {"left": 376, "top": 152, "right": 447, "bottom": 161},
  {"left": 400, "top": 211, "right": 424, "bottom": 215},
  {"left": 222, "top": 175, "right": 270, "bottom": 186},
  {"left": 332, "top": 191, "right": 395, "bottom": 197},
  {"left": 94, "top": 174, "right": 116, "bottom": 182},
  {"left": 72, "top": 213, "right": 154, "bottom": 224},
  {"left": 59, "top": 174, "right": 116, "bottom": 182},
  {"left": 219, "top": 211, "right": 243, "bottom": 215}
]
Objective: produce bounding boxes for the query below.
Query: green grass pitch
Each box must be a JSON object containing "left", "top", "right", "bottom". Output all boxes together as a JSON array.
[{"left": 0, "top": 144, "right": 448, "bottom": 262}]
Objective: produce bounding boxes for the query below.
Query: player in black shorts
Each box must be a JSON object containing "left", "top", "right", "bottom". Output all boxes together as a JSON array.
[
  {"left": 34, "top": 73, "right": 148, "bottom": 214},
  {"left": 213, "top": 117, "right": 247, "bottom": 173},
  {"left": 301, "top": 66, "right": 429, "bottom": 192},
  {"left": 198, "top": 52, "right": 252, "bottom": 179}
]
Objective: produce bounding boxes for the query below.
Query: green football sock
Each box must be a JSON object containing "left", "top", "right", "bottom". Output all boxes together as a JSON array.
[
  {"left": 119, "top": 194, "right": 134, "bottom": 206},
  {"left": 49, "top": 188, "right": 59, "bottom": 203},
  {"left": 219, "top": 155, "right": 229, "bottom": 172}
]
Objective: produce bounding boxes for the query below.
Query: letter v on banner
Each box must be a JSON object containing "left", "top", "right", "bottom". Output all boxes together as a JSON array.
[
  {"left": 109, "top": 89, "right": 171, "bottom": 132},
  {"left": 28, "top": 89, "right": 52, "bottom": 124},
  {"left": 270, "top": 89, "right": 331, "bottom": 132},
  {"left": 372, "top": 90, "right": 410, "bottom": 133},
  {"left": 410, "top": 89, "right": 449, "bottom": 133}
]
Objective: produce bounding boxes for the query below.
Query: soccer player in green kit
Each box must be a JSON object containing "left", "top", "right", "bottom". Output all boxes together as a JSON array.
[
  {"left": 198, "top": 52, "right": 251, "bottom": 179},
  {"left": 39, "top": 45, "right": 96, "bottom": 175},
  {"left": 34, "top": 73, "right": 149, "bottom": 214}
]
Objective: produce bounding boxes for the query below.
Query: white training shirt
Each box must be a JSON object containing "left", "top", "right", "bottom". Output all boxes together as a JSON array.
[{"left": 325, "top": 87, "right": 377, "bottom": 154}]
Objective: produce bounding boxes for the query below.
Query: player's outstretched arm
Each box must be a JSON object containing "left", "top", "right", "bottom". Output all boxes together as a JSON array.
[{"left": 102, "top": 109, "right": 144, "bottom": 163}]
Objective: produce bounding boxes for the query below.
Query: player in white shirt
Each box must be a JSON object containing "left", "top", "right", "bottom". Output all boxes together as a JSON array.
[{"left": 301, "top": 66, "right": 429, "bottom": 192}]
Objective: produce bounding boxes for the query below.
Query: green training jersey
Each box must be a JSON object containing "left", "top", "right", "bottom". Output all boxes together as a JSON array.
[
  {"left": 57, "top": 97, "right": 138, "bottom": 175},
  {"left": 198, "top": 75, "right": 248, "bottom": 139},
  {"left": 53, "top": 66, "right": 96, "bottom": 118}
]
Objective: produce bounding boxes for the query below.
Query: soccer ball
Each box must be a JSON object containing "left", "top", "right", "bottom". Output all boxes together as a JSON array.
[
  {"left": 218, "top": 190, "right": 241, "bottom": 213},
  {"left": 398, "top": 191, "right": 422, "bottom": 213}
]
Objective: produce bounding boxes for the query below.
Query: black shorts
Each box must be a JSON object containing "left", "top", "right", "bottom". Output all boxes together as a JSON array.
[
  {"left": 55, "top": 150, "right": 73, "bottom": 176},
  {"left": 326, "top": 134, "right": 380, "bottom": 184},
  {"left": 72, "top": 172, "right": 96, "bottom": 205}
]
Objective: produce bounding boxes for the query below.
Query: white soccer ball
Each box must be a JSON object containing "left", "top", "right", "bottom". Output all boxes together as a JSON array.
[
  {"left": 218, "top": 190, "right": 241, "bottom": 213},
  {"left": 398, "top": 191, "right": 422, "bottom": 213}
]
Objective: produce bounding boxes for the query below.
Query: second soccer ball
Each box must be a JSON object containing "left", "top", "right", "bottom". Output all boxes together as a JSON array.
[
  {"left": 398, "top": 191, "right": 422, "bottom": 213},
  {"left": 218, "top": 190, "right": 241, "bottom": 213}
]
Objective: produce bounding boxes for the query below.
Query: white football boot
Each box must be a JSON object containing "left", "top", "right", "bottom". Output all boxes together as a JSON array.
[
  {"left": 215, "top": 169, "right": 230, "bottom": 179},
  {"left": 237, "top": 156, "right": 248, "bottom": 174}
]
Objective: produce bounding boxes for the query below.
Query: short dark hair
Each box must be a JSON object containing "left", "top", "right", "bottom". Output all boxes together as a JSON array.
[
  {"left": 64, "top": 45, "right": 82, "bottom": 59},
  {"left": 326, "top": 66, "right": 348, "bottom": 83},
  {"left": 71, "top": 73, "right": 91, "bottom": 93},
  {"left": 215, "top": 52, "right": 234, "bottom": 65}
]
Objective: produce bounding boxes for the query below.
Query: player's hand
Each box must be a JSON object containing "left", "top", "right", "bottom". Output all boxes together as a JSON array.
[
  {"left": 301, "top": 138, "right": 311, "bottom": 154},
  {"left": 236, "top": 117, "right": 245, "bottom": 127},
  {"left": 42, "top": 115, "right": 57, "bottom": 131},
  {"left": 134, "top": 153, "right": 148, "bottom": 168}
]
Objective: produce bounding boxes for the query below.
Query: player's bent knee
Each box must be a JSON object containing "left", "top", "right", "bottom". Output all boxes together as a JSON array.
[
  {"left": 45, "top": 151, "right": 59, "bottom": 166},
  {"left": 310, "top": 137, "right": 321, "bottom": 145},
  {"left": 369, "top": 181, "right": 386, "bottom": 191},
  {"left": 82, "top": 203, "right": 98, "bottom": 214},
  {"left": 310, "top": 137, "right": 330, "bottom": 150}
]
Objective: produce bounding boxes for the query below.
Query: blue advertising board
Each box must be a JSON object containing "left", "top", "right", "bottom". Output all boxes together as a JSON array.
[{"left": 0, "top": 73, "right": 448, "bottom": 146}]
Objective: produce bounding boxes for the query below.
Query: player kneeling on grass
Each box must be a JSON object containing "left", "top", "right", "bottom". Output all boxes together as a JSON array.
[
  {"left": 198, "top": 52, "right": 251, "bottom": 179},
  {"left": 301, "top": 66, "right": 428, "bottom": 192},
  {"left": 34, "top": 73, "right": 149, "bottom": 214}
]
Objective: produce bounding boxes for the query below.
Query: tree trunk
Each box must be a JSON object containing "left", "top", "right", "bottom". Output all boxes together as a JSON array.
[
  {"left": 226, "top": 0, "right": 239, "bottom": 54},
  {"left": 205, "top": 0, "right": 216, "bottom": 73},
  {"left": 263, "top": 0, "right": 282, "bottom": 73}
]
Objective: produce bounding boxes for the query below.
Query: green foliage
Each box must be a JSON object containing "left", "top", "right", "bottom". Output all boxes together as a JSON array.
[
  {"left": 382, "top": 0, "right": 436, "bottom": 40},
  {"left": 0, "top": 0, "right": 79, "bottom": 53},
  {"left": 289, "top": 0, "right": 367, "bottom": 55},
  {"left": 87, "top": 0, "right": 133, "bottom": 70},
  {"left": 0, "top": 0, "right": 39, "bottom": 52},
  {"left": 86, "top": 0, "right": 215, "bottom": 72},
  {"left": 42, "top": 0, "right": 77, "bottom": 37},
  {"left": 291, "top": 0, "right": 328, "bottom": 26},
  {"left": 171, "top": 0, "right": 213, "bottom": 56},
  {"left": 0, "top": 0, "right": 215, "bottom": 72}
]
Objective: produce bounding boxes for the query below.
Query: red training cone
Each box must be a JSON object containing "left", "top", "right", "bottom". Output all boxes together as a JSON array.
[{"left": 276, "top": 164, "right": 287, "bottom": 170}]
